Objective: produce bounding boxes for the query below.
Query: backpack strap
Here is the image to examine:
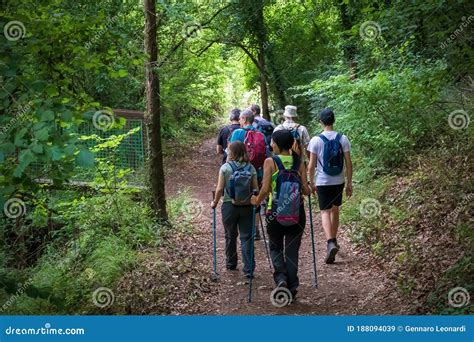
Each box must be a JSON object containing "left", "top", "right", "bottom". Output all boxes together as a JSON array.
[
  {"left": 228, "top": 161, "right": 237, "bottom": 172},
  {"left": 318, "top": 133, "right": 329, "bottom": 143},
  {"left": 334, "top": 133, "right": 342, "bottom": 144},
  {"left": 272, "top": 156, "right": 285, "bottom": 171}
]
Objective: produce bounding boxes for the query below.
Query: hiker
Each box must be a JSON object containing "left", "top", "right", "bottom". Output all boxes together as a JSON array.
[
  {"left": 274, "top": 105, "right": 311, "bottom": 160},
  {"left": 307, "top": 108, "right": 353, "bottom": 264},
  {"left": 251, "top": 130, "right": 311, "bottom": 299},
  {"left": 250, "top": 104, "right": 275, "bottom": 157},
  {"left": 211, "top": 141, "right": 259, "bottom": 278},
  {"left": 230, "top": 109, "right": 267, "bottom": 240},
  {"left": 216, "top": 108, "right": 241, "bottom": 164}
]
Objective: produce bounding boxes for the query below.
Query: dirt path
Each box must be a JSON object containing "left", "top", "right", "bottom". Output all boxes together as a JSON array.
[{"left": 164, "top": 137, "right": 401, "bottom": 315}]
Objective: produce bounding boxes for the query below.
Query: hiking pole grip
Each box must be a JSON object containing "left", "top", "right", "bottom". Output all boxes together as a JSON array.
[{"left": 308, "top": 193, "right": 318, "bottom": 288}]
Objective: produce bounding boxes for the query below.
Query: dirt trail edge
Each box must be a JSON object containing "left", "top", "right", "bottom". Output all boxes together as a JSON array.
[{"left": 163, "top": 137, "right": 402, "bottom": 315}]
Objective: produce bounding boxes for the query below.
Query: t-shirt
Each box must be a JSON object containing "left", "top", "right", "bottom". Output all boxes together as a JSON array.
[
  {"left": 307, "top": 131, "right": 351, "bottom": 186},
  {"left": 267, "top": 154, "right": 294, "bottom": 211},
  {"left": 217, "top": 123, "right": 240, "bottom": 151},
  {"left": 229, "top": 125, "right": 254, "bottom": 143},
  {"left": 219, "top": 161, "right": 257, "bottom": 202},
  {"left": 274, "top": 119, "right": 311, "bottom": 147}
]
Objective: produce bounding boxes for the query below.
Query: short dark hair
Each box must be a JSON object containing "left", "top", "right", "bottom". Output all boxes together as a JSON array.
[
  {"left": 240, "top": 109, "right": 254, "bottom": 124},
  {"left": 319, "top": 108, "right": 335, "bottom": 126},
  {"left": 271, "top": 129, "right": 294, "bottom": 151},
  {"left": 250, "top": 104, "right": 260, "bottom": 115},
  {"left": 229, "top": 108, "right": 240, "bottom": 121},
  {"left": 227, "top": 141, "right": 249, "bottom": 162}
]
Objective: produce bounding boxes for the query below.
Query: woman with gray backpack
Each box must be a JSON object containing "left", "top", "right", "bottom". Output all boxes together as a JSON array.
[
  {"left": 211, "top": 141, "right": 259, "bottom": 278},
  {"left": 251, "top": 130, "right": 311, "bottom": 299}
]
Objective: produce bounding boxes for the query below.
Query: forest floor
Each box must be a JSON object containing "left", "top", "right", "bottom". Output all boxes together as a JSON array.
[{"left": 120, "top": 136, "right": 412, "bottom": 315}]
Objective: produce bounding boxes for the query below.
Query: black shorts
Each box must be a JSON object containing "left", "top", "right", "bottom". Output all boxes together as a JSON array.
[{"left": 316, "top": 183, "right": 345, "bottom": 210}]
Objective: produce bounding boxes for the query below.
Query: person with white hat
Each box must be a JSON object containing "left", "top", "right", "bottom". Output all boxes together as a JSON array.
[{"left": 274, "top": 105, "right": 311, "bottom": 160}]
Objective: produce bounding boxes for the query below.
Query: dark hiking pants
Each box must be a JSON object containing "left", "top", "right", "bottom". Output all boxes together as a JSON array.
[
  {"left": 221, "top": 202, "right": 255, "bottom": 275},
  {"left": 266, "top": 206, "right": 305, "bottom": 292}
]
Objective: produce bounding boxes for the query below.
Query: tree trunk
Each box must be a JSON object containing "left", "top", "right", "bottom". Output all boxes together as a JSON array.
[
  {"left": 255, "top": 2, "right": 270, "bottom": 120},
  {"left": 144, "top": 0, "right": 167, "bottom": 221},
  {"left": 340, "top": 1, "right": 357, "bottom": 80},
  {"left": 258, "top": 49, "right": 270, "bottom": 120}
]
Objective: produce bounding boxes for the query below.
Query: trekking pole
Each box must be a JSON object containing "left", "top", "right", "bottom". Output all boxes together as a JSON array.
[
  {"left": 248, "top": 190, "right": 258, "bottom": 303},
  {"left": 259, "top": 209, "right": 272, "bottom": 270},
  {"left": 308, "top": 191, "right": 318, "bottom": 288},
  {"left": 211, "top": 191, "right": 219, "bottom": 282}
]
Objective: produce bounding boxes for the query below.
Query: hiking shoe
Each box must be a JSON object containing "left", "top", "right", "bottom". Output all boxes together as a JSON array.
[
  {"left": 226, "top": 266, "right": 237, "bottom": 271},
  {"left": 277, "top": 280, "right": 288, "bottom": 288},
  {"left": 290, "top": 290, "right": 298, "bottom": 302},
  {"left": 325, "top": 241, "right": 339, "bottom": 264}
]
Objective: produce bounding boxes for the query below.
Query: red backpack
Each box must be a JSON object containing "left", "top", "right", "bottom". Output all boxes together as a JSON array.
[{"left": 244, "top": 128, "right": 266, "bottom": 169}]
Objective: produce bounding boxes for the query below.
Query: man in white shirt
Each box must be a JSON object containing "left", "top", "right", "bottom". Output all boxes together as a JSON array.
[
  {"left": 307, "top": 108, "right": 353, "bottom": 264},
  {"left": 274, "top": 105, "right": 311, "bottom": 160}
]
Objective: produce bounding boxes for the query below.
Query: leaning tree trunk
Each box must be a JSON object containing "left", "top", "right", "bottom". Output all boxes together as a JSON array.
[{"left": 144, "top": 0, "right": 168, "bottom": 221}]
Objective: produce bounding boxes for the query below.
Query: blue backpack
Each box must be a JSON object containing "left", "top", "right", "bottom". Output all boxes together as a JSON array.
[
  {"left": 227, "top": 161, "right": 253, "bottom": 205},
  {"left": 319, "top": 133, "right": 344, "bottom": 176},
  {"left": 271, "top": 155, "right": 302, "bottom": 226},
  {"left": 255, "top": 118, "right": 274, "bottom": 157}
]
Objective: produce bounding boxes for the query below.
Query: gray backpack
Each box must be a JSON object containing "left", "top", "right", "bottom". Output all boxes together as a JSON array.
[{"left": 227, "top": 161, "right": 253, "bottom": 205}]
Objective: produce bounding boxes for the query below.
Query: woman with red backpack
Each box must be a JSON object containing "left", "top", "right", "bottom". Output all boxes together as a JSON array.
[{"left": 251, "top": 130, "right": 311, "bottom": 299}]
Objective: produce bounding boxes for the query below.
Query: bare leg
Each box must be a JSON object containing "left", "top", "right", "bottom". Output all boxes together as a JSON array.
[
  {"left": 330, "top": 205, "right": 340, "bottom": 238},
  {"left": 320, "top": 209, "right": 335, "bottom": 240}
]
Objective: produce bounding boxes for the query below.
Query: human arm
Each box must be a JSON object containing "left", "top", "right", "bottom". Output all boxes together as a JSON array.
[
  {"left": 299, "top": 161, "right": 311, "bottom": 196},
  {"left": 211, "top": 170, "right": 226, "bottom": 208},
  {"left": 251, "top": 158, "right": 274, "bottom": 206},
  {"left": 344, "top": 151, "right": 353, "bottom": 197}
]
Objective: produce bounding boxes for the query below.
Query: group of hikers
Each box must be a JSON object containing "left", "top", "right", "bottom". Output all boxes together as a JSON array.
[{"left": 211, "top": 104, "right": 352, "bottom": 301}]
